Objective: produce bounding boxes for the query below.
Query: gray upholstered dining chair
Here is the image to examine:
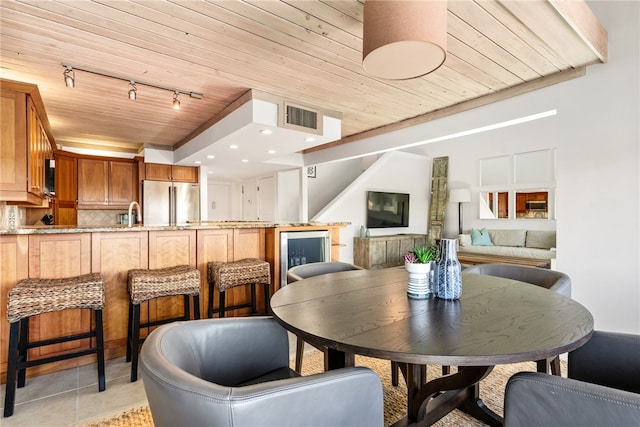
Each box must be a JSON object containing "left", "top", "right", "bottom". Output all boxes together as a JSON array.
[
  {"left": 504, "top": 330, "right": 640, "bottom": 426},
  {"left": 286, "top": 261, "right": 365, "bottom": 372},
  {"left": 140, "top": 317, "right": 384, "bottom": 427},
  {"left": 464, "top": 263, "right": 571, "bottom": 374}
]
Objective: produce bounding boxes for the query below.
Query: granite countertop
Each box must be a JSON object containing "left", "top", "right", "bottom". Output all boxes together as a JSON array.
[{"left": 0, "top": 221, "right": 349, "bottom": 235}]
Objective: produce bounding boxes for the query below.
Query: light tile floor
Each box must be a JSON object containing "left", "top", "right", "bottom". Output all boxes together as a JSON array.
[{"left": 0, "top": 333, "right": 305, "bottom": 426}]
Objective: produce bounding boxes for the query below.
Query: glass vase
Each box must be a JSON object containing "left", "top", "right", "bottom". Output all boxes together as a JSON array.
[{"left": 435, "top": 238, "right": 462, "bottom": 300}]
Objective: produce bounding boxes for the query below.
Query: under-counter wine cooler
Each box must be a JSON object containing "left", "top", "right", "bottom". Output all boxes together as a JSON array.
[{"left": 280, "top": 230, "right": 331, "bottom": 285}]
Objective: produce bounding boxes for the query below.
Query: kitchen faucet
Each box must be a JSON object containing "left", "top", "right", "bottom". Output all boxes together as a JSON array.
[{"left": 128, "top": 201, "right": 141, "bottom": 227}]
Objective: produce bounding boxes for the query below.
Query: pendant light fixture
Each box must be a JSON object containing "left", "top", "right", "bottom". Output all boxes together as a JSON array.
[
  {"left": 362, "top": 0, "right": 448, "bottom": 80},
  {"left": 172, "top": 91, "right": 181, "bottom": 110},
  {"left": 128, "top": 81, "right": 137, "bottom": 101},
  {"left": 63, "top": 66, "right": 75, "bottom": 88}
]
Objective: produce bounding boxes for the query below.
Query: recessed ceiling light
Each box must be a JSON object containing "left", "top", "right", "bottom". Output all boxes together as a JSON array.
[
  {"left": 260, "top": 129, "right": 273, "bottom": 135},
  {"left": 207, "top": 155, "right": 215, "bottom": 159},
  {"left": 305, "top": 137, "right": 315, "bottom": 142},
  {"left": 267, "top": 149, "right": 276, "bottom": 154},
  {"left": 241, "top": 159, "right": 249, "bottom": 163},
  {"left": 229, "top": 144, "right": 239, "bottom": 149},
  {"left": 194, "top": 161, "right": 201, "bottom": 164}
]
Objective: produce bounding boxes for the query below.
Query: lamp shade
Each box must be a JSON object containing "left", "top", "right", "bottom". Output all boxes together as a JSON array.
[
  {"left": 362, "top": 0, "right": 447, "bottom": 80},
  {"left": 449, "top": 188, "right": 471, "bottom": 203}
]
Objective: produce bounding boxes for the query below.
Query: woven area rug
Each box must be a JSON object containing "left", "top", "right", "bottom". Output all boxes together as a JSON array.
[{"left": 81, "top": 350, "right": 566, "bottom": 427}]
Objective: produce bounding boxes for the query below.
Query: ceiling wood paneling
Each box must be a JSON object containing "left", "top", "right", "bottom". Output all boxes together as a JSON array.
[{"left": 0, "top": 0, "right": 607, "bottom": 179}]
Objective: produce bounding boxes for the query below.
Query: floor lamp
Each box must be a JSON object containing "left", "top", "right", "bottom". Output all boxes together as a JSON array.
[{"left": 449, "top": 189, "right": 471, "bottom": 235}]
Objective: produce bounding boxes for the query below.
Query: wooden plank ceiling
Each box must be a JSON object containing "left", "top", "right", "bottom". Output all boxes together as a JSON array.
[{"left": 0, "top": 1, "right": 607, "bottom": 173}]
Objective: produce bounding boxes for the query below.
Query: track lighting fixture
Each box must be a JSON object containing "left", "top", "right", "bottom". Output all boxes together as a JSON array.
[
  {"left": 63, "top": 66, "right": 75, "bottom": 88},
  {"left": 128, "top": 81, "right": 137, "bottom": 101},
  {"left": 61, "top": 63, "right": 203, "bottom": 109},
  {"left": 172, "top": 92, "right": 181, "bottom": 110}
]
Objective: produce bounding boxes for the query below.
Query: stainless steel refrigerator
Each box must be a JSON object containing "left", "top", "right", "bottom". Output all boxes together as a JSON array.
[{"left": 142, "top": 180, "right": 200, "bottom": 226}]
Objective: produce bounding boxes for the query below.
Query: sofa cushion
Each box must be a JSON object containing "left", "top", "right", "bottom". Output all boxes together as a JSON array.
[
  {"left": 471, "top": 228, "right": 493, "bottom": 246},
  {"left": 526, "top": 230, "right": 556, "bottom": 249},
  {"left": 489, "top": 229, "right": 526, "bottom": 247},
  {"left": 459, "top": 234, "right": 472, "bottom": 247}
]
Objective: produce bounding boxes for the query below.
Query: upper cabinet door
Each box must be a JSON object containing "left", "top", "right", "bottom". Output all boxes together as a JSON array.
[
  {"left": 145, "top": 163, "right": 198, "bottom": 183},
  {"left": 77, "top": 158, "right": 137, "bottom": 208},
  {"left": 77, "top": 159, "right": 109, "bottom": 206},
  {"left": 0, "top": 86, "right": 53, "bottom": 205},
  {"left": 109, "top": 161, "right": 137, "bottom": 205},
  {"left": 171, "top": 165, "right": 198, "bottom": 183},
  {"left": 145, "top": 163, "right": 172, "bottom": 181}
]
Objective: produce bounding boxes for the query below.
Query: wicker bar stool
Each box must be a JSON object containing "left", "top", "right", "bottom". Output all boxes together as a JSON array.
[
  {"left": 126, "top": 265, "right": 200, "bottom": 382},
  {"left": 207, "top": 258, "right": 271, "bottom": 318},
  {"left": 4, "top": 273, "right": 106, "bottom": 418}
]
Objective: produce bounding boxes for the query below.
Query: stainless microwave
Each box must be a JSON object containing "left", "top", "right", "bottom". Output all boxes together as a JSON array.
[
  {"left": 525, "top": 201, "right": 546, "bottom": 211},
  {"left": 44, "top": 158, "right": 55, "bottom": 195}
]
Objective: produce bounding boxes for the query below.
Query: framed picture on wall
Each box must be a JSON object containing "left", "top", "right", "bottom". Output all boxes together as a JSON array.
[{"left": 307, "top": 166, "right": 316, "bottom": 178}]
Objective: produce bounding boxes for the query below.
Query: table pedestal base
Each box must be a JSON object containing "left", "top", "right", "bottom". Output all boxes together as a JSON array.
[{"left": 392, "top": 364, "right": 503, "bottom": 427}]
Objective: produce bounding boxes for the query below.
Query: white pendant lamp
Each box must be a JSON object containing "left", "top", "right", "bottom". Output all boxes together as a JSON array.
[{"left": 362, "top": 0, "right": 448, "bottom": 80}]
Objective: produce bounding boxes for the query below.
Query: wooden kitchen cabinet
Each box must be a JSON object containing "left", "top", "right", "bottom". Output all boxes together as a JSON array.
[
  {"left": 0, "top": 235, "right": 29, "bottom": 380},
  {"left": 53, "top": 153, "right": 78, "bottom": 225},
  {"left": 25, "top": 233, "right": 93, "bottom": 377},
  {"left": 0, "top": 81, "right": 54, "bottom": 205},
  {"left": 146, "top": 230, "right": 198, "bottom": 328},
  {"left": 145, "top": 163, "right": 198, "bottom": 183},
  {"left": 91, "top": 231, "right": 148, "bottom": 357},
  {"left": 196, "top": 228, "right": 266, "bottom": 317},
  {"left": 77, "top": 157, "right": 137, "bottom": 209}
]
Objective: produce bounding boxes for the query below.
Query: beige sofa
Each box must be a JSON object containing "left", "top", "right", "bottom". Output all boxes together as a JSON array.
[{"left": 458, "top": 229, "right": 556, "bottom": 260}]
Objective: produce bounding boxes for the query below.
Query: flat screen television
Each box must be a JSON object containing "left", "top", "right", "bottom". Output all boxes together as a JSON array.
[{"left": 366, "top": 191, "right": 409, "bottom": 228}]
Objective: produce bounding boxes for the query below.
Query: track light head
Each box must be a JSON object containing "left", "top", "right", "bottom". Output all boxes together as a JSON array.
[
  {"left": 63, "top": 66, "right": 75, "bottom": 88},
  {"left": 172, "top": 91, "right": 181, "bottom": 110},
  {"left": 128, "top": 81, "right": 137, "bottom": 101}
]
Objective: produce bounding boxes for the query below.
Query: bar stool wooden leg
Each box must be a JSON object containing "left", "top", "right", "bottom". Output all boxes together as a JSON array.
[
  {"left": 251, "top": 283, "right": 257, "bottom": 313},
  {"left": 218, "top": 291, "right": 226, "bottom": 318},
  {"left": 183, "top": 295, "right": 191, "bottom": 320},
  {"left": 208, "top": 280, "right": 215, "bottom": 318},
  {"left": 95, "top": 309, "right": 106, "bottom": 391},
  {"left": 193, "top": 295, "right": 201, "bottom": 319},
  {"left": 126, "top": 300, "right": 134, "bottom": 362},
  {"left": 263, "top": 283, "right": 270, "bottom": 314},
  {"left": 4, "top": 322, "right": 20, "bottom": 418},
  {"left": 17, "top": 317, "right": 28, "bottom": 388},
  {"left": 130, "top": 303, "right": 141, "bottom": 382}
]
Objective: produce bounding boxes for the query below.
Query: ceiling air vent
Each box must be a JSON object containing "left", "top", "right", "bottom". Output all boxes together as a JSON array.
[{"left": 280, "top": 101, "right": 323, "bottom": 135}]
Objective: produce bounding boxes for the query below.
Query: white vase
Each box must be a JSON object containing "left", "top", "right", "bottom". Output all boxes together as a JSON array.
[{"left": 405, "top": 261, "right": 434, "bottom": 299}]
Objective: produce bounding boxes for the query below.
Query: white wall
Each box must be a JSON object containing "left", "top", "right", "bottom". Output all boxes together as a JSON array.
[
  {"left": 276, "top": 169, "right": 301, "bottom": 222},
  {"left": 307, "top": 158, "right": 364, "bottom": 218},
  {"left": 309, "top": 1, "right": 639, "bottom": 335},
  {"left": 313, "top": 151, "right": 431, "bottom": 264}
]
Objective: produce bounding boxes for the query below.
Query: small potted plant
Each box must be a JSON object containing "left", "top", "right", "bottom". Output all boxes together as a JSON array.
[{"left": 404, "top": 245, "right": 438, "bottom": 299}]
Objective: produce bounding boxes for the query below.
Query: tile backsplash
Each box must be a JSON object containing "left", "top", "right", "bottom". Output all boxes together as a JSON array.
[
  {"left": 78, "top": 209, "right": 129, "bottom": 226},
  {"left": 1, "top": 202, "right": 26, "bottom": 228}
]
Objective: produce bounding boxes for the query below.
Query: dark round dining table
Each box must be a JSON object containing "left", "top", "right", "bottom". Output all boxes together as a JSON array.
[{"left": 270, "top": 266, "right": 594, "bottom": 426}]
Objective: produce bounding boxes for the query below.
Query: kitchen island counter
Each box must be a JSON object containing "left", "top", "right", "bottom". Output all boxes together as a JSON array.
[
  {"left": 0, "top": 221, "right": 348, "bottom": 235},
  {"left": 0, "top": 222, "right": 346, "bottom": 382}
]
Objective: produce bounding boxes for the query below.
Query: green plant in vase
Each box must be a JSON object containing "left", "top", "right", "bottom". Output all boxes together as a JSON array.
[
  {"left": 404, "top": 245, "right": 438, "bottom": 264},
  {"left": 404, "top": 244, "right": 439, "bottom": 299}
]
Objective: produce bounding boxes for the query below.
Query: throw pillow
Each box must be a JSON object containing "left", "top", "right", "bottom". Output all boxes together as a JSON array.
[
  {"left": 525, "top": 230, "right": 556, "bottom": 249},
  {"left": 470, "top": 228, "right": 493, "bottom": 246},
  {"left": 458, "top": 234, "right": 472, "bottom": 247},
  {"left": 489, "top": 229, "right": 526, "bottom": 247}
]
